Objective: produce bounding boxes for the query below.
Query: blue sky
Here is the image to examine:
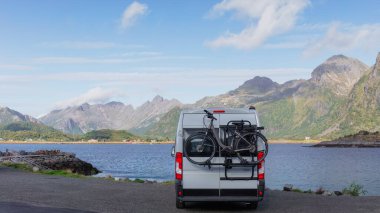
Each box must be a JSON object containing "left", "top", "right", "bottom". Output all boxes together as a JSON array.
[{"left": 0, "top": 0, "right": 379, "bottom": 117}]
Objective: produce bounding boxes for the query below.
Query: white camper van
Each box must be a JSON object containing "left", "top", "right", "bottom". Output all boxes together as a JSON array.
[{"left": 172, "top": 107, "right": 268, "bottom": 209}]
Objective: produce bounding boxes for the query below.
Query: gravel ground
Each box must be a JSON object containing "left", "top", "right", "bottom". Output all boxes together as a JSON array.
[{"left": 1, "top": 167, "right": 380, "bottom": 213}]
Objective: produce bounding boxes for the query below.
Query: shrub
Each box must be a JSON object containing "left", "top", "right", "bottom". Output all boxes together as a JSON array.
[
  {"left": 133, "top": 178, "right": 145, "bottom": 183},
  {"left": 342, "top": 182, "right": 367, "bottom": 196}
]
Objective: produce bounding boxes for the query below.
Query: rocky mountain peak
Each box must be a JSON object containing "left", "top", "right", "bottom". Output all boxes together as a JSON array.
[
  {"left": 326, "top": 54, "right": 348, "bottom": 61},
  {"left": 105, "top": 101, "right": 125, "bottom": 107},
  {"left": 152, "top": 95, "right": 164, "bottom": 103},
  {"left": 236, "top": 76, "right": 279, "bottom": 94},
  {"left": 77, "top": 103, "right": 90, "bottom": 111},
  {"left": 311, "top": 55, "right": 369, "bottom": 96},
  {"left": 0, "top": 106, "right": 39, "bottom": 124}
]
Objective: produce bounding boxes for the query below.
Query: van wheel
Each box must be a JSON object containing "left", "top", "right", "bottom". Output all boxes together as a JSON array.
[
  {"left": 247, "top": 201, "right": 258, "bottom": 209},
  {"left": 176, "top": 199, "right": 185, "bottom": 209}
]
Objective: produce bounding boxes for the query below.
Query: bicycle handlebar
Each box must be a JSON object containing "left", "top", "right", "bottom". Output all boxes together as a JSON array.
[{"left": 204, "top": 110, "right": 217, "bottom": 120}]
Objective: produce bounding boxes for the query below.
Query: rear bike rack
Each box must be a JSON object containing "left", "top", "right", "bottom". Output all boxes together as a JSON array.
[
  {"left": 221, "top": 157, "right": 258, "bottom": 180},
  {"left": 189, "top": 123, "right": 264, "bottom": 180}
]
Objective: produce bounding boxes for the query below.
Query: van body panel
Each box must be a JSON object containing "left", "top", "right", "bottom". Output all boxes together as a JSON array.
[
  {"left": 220, "top": 180, "right": 258, "bottom": 189},
  {"left": 182, "top": 157, "right": 221, "bottom": 189}
]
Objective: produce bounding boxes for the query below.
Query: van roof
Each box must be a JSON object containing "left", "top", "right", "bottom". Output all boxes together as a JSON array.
[{"left": 181, "top": 107, "right": 256, "bottom": 114}]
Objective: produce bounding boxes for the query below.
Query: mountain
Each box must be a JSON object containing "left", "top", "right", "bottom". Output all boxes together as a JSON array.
[
  {"left": 140, "top": 54, "right": 377, "bottom": 140},
  {"left": 0, "top": 106, "right": 73, "bottom": 141},
  {"left": 40, "top": 95, "right": 182, "bottom": 134},
  {"left": 0, "top": 106, "right": 40, "bottom": 125},
  {"left": 0, "top": 121, "right": 73, "bottom": 141},
  {"left": 310, "top": 55, "right": 368, "bottom": 96},
  {"left": 141, "top": 106, "right": 182, "bottom": 140},
  {"left": 338, "top": 53, "right": 380, "bottom": 136}
]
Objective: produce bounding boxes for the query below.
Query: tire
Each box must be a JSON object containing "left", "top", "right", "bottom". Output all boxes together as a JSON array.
[
  {"left": 184, "top": 133, "right": 216, "bottom": 165},
  {"left": 234, "top": 132, "right": 268, "bottom": 164},
  {"left": 176, "top": 198, "right": 185, "bottom": 209}
]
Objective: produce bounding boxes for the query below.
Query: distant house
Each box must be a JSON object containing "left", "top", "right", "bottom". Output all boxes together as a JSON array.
[
  {"left": 87, "top": 139, "right": 98, "bottom": 143},
  {"left": 305, "top": 136, "right": 311, "bottom": 140},
  {"left": 0, "top": 138, "right": 4, "bottom": 141}
]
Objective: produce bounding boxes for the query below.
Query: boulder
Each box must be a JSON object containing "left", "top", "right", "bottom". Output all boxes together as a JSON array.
[
  {"left": 283, "top": 184, "right": 293, "bottom": 191},
  {"left": 334, "top": 191, "right": 343, "bottom": 196},
  {"left": 322, "top": 191, "right": 332, "bottom": 196}
]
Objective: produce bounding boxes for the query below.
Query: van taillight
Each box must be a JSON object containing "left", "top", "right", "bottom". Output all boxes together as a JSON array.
[
  {"left": 175, "top": 152, "right": 183, "bottom": 180},
  {"left": 213, "top": 110, "right": 225, "bottom": 113},
  {"left": 257, "top": 151, "right": 265, "bottom": 180}
]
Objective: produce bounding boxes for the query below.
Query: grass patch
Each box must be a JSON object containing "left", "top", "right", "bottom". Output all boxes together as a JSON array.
[
  {"left": 1, "top": 162, "right": 83, "bottom": 178},
  {"left": 303, "top": 189, "right": 313, "bottom": 194},
  {"left": 0, "top": 162, "right": 32, "bottom": 171},
  {"left": 161, "top": 180, "right": 175, "bottom": 185},
  {"left": 39, "top": 170, "right": 83, "bottom": 178},
  {"left": 291, "top": 188, "right": 303, "bottom": 193},
  {"left": 342, "top": 182, "right": 367, "bottom": 196}
]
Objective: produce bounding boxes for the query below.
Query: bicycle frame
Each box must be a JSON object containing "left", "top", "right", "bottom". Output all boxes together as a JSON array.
[{"left": 203, "top": 117, "right": 254, "bottom": 153}]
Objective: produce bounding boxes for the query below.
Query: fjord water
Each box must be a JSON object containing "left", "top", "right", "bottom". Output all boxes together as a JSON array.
[{"left": 1, "top": 144, "right": 380, "bottom": 195}]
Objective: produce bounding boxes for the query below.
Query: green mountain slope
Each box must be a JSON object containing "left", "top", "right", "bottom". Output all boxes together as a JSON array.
[
  {"left": 142, "top": 107, "right": 181, "bottom": 140},
  {"left": 337, "top": 54, "right": 380, "bottom": 136},
  {"left": 257, "top": 85, "right": 347, "bottom": 139},
  {"left": 0, "top": 122, "right": 73, "bottom": 141},
  {"left": 83, "top": 129, "right": 139, "bottom": 141}
]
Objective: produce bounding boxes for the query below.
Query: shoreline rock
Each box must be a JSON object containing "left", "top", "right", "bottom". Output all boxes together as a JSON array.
[
  {"left": 312, "top": 131, "right": 380, "bottom": 147},
  {"left": 0, "top": 149, "right": 100, "bottom": 176}
]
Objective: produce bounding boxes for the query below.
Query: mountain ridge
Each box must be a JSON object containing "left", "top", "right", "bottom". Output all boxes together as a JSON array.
[
  {"left": 2, "top": 54, "right": 379, "bottom": 140},
  {"left": 40, "top": 95, "right": 182, "bottom": 134},
  {"left": 139, "top": 54, "right": 379, "bottom": 139}
]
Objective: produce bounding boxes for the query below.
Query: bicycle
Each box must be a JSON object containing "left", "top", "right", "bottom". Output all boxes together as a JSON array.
[{"left": 184, "top": 110, "right": 268, "bottom": 165}]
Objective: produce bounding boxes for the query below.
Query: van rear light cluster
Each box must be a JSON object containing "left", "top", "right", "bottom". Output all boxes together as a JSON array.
[
  {"left": 257, "top": 151, "right": 265, "bottom": 180},
  {"left": 175, "top": 152, "right": 183, "bottom": 180},
  {"left": 213, "top": 110, "right": 225, "bottom": 113}
]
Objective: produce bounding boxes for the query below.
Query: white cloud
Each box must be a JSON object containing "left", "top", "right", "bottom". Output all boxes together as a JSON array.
[
  {"left": 263, "top": 41, "right": 307, "bottom": 49},
  {"left": 303, "top": 22, "right": 380, "bottom": 57},
  {"left": 33, "top": 54, "right": 201, "bottom": 64},
  {"left": 206, "top": 0, "right": 310, "bottom": 50},
  {"left": 0, "top": 64, "right": 34, "bottom": 71},
  {"left": 120, "top": 1, "right": 148, "bottom": 29},
  {"left": 54, "top": 87, "right": 126, "bottom": 109},
  {"left": 121, "top": 51, "right": 163, "bottom": 57},
  {"left": 0, "top": 68, "right": 312, "bottom": 86},
  {"left": 41, "top": 41, "right": 117, "bottom": 49}
]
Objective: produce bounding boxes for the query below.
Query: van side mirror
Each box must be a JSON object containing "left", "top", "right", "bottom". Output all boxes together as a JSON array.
[{"left": 171, "top": 146, "right": 175, "bottom": 157}]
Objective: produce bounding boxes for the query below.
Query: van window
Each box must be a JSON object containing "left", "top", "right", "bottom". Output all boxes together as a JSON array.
[{"left": 184, "top": 136, "right": 215, "bottom": 157}]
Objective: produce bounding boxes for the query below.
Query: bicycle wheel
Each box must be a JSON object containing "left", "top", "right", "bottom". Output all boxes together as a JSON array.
[
  {"left": 184, "top": 133, "right": 216, "bottom": 165},
  {"left": 234, "top": 132, "right": 268, "bottom": 164}
]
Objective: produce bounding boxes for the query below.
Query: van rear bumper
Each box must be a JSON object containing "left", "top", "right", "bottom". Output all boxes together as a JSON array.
[{"left": 181, "top": 196, "right": 259, "bottom": 202}]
